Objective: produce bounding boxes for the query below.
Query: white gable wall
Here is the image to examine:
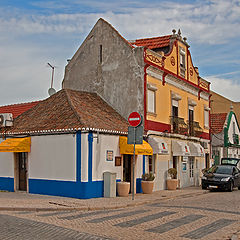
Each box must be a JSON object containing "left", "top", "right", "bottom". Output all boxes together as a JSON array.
[
  {"left": 81, "top": 133, "right": 88, "bottom": 182},
  {"left": 228, "top": 114, "right": 240, "bottom": 145}
]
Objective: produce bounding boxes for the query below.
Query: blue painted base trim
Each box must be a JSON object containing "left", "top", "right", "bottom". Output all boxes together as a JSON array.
[
  {"left": 136, "top": 178, "right": 143, "bottom": 193},
  {"left": 0, "top": 177, "right": 14, "bottom": 192},
  {"left": 29, "top": 179, "right": 103, "bottom": 199},
  {"left": 29, "top": 178, "right": 143, "bottom": 199}
]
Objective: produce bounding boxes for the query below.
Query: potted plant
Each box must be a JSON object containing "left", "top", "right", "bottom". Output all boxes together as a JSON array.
[
  {"left": 141, "top": 173, "right": 155, "bottom": 194},
  {"left": 166, "top": 168, "right": 178, "bottom": 190},
  {"left": 117, "top": 177, "right": 130, "bottom": 197}
]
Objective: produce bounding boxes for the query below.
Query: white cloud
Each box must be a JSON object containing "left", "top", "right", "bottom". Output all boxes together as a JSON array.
[
  {"left": 0, "top": 0, "right": 239, "bottom": 43},
  {"left": 0, "top": 0, "right": 239, "bottom": 105},
  {"left": 208, "top": 76, "right": 240, "bottom": 102}
]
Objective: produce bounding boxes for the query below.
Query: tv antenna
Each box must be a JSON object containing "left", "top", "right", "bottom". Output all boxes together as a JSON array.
[{"left": 47, "top": 62, "right": 56, "bottom": 96}]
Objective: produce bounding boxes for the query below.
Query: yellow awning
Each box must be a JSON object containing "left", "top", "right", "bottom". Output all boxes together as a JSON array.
[
  {"left": 119, "top": 137, "right": 153, "bottom": 155},
  {"left": 0, "top": 137, "right": 31, "bottom": 152}
]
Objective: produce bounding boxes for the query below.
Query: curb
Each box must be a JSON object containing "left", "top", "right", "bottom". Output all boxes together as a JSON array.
[{"left": 0, "top": 190, "right": 208, "bottom": 212}]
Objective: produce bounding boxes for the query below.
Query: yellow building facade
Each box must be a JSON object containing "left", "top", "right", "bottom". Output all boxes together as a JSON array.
[{"left": 133, "top": 30, "right": 211, "bottom": 189}]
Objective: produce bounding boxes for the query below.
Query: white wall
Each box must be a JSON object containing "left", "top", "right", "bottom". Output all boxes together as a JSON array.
[
  {"left": 81, "top": 133, "right": 88, "bottom": 182},
  {"left": 92, "top": 134, "right": 122, "bottom": 181},
  {"left": 0, "top": 151, "right": 14, "bottom": 177},
  {"left": 136, "top": 155, "right": 143, "bottom": 179},
  {"left": 154, "top": 154, "right": 169, "bottom": 190},
  {"left": 228, "top": 114, "right": 240, "bottom": 144},
  {"left": 29, "top": 134, "right": 76, "bottom": 181}
]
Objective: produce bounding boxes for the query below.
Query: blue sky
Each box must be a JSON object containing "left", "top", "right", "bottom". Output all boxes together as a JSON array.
[{"left": 0, "top": 0, "right": 240, "bottom": 105}]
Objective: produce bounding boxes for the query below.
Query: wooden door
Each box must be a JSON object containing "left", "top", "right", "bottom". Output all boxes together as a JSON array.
[{"left": 18, "top": 153, "right": 27, "bottom": 191}]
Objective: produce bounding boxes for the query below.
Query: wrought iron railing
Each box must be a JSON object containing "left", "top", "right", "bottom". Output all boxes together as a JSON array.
[
  {"left": 170, "top": 116, "right": 188, "bottom": 135},
  {"left": 187, "top": 120, "right": 203, "bottom": 137}
]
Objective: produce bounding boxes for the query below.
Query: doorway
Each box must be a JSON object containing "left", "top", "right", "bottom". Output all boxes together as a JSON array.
[
  {"left": 189, "top": 157, "right": 194, "bottom": 185},
  {"left": 173, "top": 156, "right": 178, "bottom": 172},
  {"left": 205, "top": 153, "right": 210, "bottom": 169},
  {"left": 123, "top": 155, "right": 132, "bottom": 192},
  {"left": 15, "top": 152, "right": 28, "bottom": 191}
]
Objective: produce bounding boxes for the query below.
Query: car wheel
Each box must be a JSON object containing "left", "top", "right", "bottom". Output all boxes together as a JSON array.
[
  {"left": 202, "top": 184, "right": 207, "bottom": 190},
  {"left": 228, "top": 181, "right": 233, "bottom": 192}
]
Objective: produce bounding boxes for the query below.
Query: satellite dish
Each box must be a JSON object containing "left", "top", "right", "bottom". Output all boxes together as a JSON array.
[{"left": 48, "top": 87, "right": 56, "bottom": 96}]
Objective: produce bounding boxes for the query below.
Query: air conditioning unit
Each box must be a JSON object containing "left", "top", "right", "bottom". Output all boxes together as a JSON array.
[{"left": 0, "top": 113, "right": 13, "bottom": 127}]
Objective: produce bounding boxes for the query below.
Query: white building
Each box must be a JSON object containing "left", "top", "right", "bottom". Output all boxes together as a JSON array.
[
  {"left": 0, "top": 89, "right": 152, "bottom": 198},
  {"left": 211, "top": 110, "right": 240, "bottom": 165}
]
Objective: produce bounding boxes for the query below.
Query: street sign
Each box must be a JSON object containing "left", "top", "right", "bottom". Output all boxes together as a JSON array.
[
  {"left": 128, "top": 112, "right": 142, "bottom": 127},
  {"left": 127, "top": 126, "right": 143, "bottom": 144}
]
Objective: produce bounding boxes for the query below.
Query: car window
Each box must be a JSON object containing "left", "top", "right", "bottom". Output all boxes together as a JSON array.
[
  {"left": 233, "top": 167, "right": 239, "bottom": 174},
  {"left": 211, "top": 166, "right": 233, "bottom": 175}
]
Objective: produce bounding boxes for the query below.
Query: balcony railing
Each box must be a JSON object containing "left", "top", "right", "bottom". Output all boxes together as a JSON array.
[
  {"left": 170, "top": 116, "right": 188, "bottom": 135},
  {"left": 170, "top": 117, "right": 203, "bottom": 137},
  {"left": 187, "top": 120, "right": 203, "bottom": 137}
]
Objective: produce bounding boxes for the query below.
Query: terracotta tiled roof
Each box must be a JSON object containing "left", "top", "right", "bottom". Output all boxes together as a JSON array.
[
  {"left": 211, "top": 113, "right": 228, "bottom": 134},
  {"left": 6, "top": 89, "right": 129, "bottom": 133},
  {"left": 0, "top": 101, "right": 40, "bottom": 119},
  {"left": 131, "top": 35, "right": 171, "bottom": 49}
]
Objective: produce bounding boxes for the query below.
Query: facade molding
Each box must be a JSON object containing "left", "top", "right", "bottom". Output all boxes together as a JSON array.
[
  {"left": 147, "top": 68, "right": 209, "bottom": 101},
  {"left": 147, "top": 129, "right": 210, "bottom": 142}
]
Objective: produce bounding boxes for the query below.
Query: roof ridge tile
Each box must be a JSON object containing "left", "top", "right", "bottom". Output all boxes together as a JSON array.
[{"left": 63, "top": 89, "right": 83, "bottom": 125}]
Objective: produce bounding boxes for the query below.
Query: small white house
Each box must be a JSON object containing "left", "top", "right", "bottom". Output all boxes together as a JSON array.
[
  {"left": 0, "top": 89, "right": 152, "bottom": 199},
  {"left": 211, "top": 110, "right": 240, "bottom": 165}
]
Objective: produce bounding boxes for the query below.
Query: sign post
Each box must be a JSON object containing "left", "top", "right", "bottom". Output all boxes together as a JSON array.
[{"left": 127, "top": 112, "right": 143, "bottom": 200}]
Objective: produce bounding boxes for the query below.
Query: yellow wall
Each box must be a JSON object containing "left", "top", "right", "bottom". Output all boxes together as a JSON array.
[
  {"left": 163, "top": 40, "right": 200, "bottom": 87},
  {"left": 164, "top": 46, "right": 177, "bottom": 75},
  {"left": 147, "top": 74, "right": 209, "bottom": 134},
  {"left": 188, "top": 53, "right": 198, "bottom": 85}
]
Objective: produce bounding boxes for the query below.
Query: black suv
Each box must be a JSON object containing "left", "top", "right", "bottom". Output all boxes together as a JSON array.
[{"left": 201, "top": 158, "right": 240, "bottom": 192}]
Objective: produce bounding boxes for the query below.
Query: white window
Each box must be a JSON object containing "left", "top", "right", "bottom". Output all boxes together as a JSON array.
[
  {"left": 179, "top": 48, "right": 186, "bottom": 68},
  {"left": 204, "top": 105, "right": 210, "bottom": 128},
  {"left": 147, "top": 89, "right": 155, "bottom": 113},
  {"left": 147, "top": 83, "right": 157, "bottom": 114},
  {"left": 171, "top": 92, "right": 182, "bottom": 116}
]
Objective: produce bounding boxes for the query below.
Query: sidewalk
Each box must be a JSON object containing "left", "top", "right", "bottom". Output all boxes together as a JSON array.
[{"left": 0, "top": 187, "right": 208, "bottom": 212}]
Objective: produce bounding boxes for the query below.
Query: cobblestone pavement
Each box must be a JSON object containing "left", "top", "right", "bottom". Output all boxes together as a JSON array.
[
  {"left": 1, "top": 189, "right": 240, "bottom": 240},
  {"left": 0, "top": 187, "right": 207, "bottom": 211}
]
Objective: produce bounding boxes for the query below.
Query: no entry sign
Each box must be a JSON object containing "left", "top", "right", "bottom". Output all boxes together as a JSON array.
[{"left": 128, "top": 112, "right": 142, "bottom": 127}]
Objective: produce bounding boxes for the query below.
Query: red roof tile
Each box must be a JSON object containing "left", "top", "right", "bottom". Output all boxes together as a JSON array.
[
  {"left": 131, "top": 35, "right": 171, "bottom": 49},
  {"left": 211, "top": 113, "right": 228, "bottom": 134},
  {"left": 5, "top": 89, "right": 129, "bottom": 133},
  {"left": 0, "top": 101, "right": 41, "bottom": 118}
]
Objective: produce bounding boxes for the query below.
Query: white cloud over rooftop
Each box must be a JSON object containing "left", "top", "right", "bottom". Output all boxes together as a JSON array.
[{"left": 0, "top": 0, "right": 239, "bottom": 105}]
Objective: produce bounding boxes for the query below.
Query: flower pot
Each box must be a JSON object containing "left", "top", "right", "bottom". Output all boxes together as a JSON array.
[
  {"left": 166, "top": 179, "right": 178, "bottom": 190},
  {"left": 117, "top": 182, "right": 130, "bottom": 197},
  {"left": 141, "top": 181, "right": 154, "bottom": 194}
]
